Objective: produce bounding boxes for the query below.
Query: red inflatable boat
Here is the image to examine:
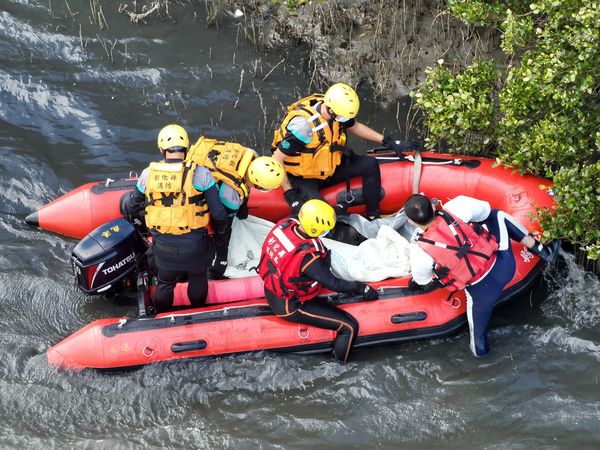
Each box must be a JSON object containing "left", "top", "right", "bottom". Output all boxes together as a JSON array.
[{"left": 40, "top": 152, "right": 556, "bottom": 370}]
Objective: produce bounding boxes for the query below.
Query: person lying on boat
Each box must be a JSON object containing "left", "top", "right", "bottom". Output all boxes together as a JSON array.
[
  {"left": 404, "top": 194, "right": 558, "bottom": 357},
  {"left": 271, "top": 82, "right": 420, "bottom": 220},
  {"left": 185, "top": 138, "right": 285, "bottom": 279},
  {"left": 259, "top": 199, "right": 379, "bottom": 363},
  {"left": 121, "top": 124, "right": 229, "bottom": 313}
]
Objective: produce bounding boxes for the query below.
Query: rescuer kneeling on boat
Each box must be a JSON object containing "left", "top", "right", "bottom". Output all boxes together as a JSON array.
[
  {"left": 404, "top": 194, "right": 558, "bottom": 357},
  {"left": 258, "top": 199, "right": 379, "bottom": 363},
  {"left": 122, "top": 124, "right": 229, "bottom": 312},
  {"left": 186, "top": 138, "right": 285, "bottom": 278},
  {"left": 271, "top": 83, "right": 419, "bottom": 220}
]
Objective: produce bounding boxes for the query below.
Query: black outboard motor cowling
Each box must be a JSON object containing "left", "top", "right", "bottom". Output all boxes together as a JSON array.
[{"left": 72, "top": 218, "right": 148, "bottom": 295}]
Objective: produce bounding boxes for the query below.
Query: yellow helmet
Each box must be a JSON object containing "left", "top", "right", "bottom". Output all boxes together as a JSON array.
[
  {"left": 157, "top": 124, "right": 189, "bottom": 152},
  {"left": 298, "top": 199, "right": 336, "bottom": 237},
  {"left": 247, "top": 156, "right": 284, "bottom": 191},
  {"left": 323, "top": 83, "right": 360, "bottom": 119}
]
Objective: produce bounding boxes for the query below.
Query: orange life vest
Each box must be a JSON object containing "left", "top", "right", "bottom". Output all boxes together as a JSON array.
[
  {"left": 144, "top": 161, "right": 210, "bottom": 235},
  {"left": 258, "top": 218, "right": 328, "bottom": 300},
  {"left": 186, "top": 137, "right": 253, "bottom": 201},
  {"left": 271, "top": 94, "right": 347, "bottom": 179},
  {"left": 417, "top": 210, "right": 499, "bottom": 290}
]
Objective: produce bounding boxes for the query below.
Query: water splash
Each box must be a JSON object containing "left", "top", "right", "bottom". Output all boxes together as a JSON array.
[{"left": 543, "top": 250, "right": 600, "bottom": 331}]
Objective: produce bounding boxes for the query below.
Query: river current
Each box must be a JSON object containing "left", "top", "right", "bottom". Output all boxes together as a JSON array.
[{"left": 0, "top": 2, "right": 599, "bottom": 448}]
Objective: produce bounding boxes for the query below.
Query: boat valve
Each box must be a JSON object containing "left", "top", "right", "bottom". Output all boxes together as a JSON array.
[{"left": 117, "top": 318, "right": 128, "bottom": 329}]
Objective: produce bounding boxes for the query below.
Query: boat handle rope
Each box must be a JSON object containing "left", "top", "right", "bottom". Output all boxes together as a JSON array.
[
  {"left": 134, "top": 303, "right": 272, "bottom": 325},
  {"left": 376, "top": 155, "right": 464, "bottom": 166},
  {"left": 405, "top": 155, "right": 464, "bottom": 166}
]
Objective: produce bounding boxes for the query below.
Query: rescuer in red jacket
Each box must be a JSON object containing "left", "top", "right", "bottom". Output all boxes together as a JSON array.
[
  {"left": 258, "top": 199, "right": 379, "bottom": 363},
  {"left": 405, "top": 194, "right": 559, "bottom": 357}
]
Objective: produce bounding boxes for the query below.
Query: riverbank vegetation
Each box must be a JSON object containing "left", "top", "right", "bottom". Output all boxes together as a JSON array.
[
  {"left": 81, "top": 0, "right": 600, "bottom": 260},
  {"left": 411, "top": 0, "right": 599, "bottom": 260}
]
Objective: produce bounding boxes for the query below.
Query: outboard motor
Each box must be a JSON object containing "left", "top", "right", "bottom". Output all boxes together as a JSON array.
[{"left": 72, "top": 218, "right": 148, "bottom": 296}]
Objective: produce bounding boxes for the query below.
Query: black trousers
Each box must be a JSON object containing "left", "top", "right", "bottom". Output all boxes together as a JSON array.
[
  {"left": 208, "top": 216, "right": 233, "bottom": 278},
  {"left": 289, "top": 152, "right": 381, "bottom": 217},
  {"left": 154, "top": 266, "right": 208, "bottom": 312},
  {"left": 265, "top": 289, "right": 359, "bottom": 363},
  {"left": 152, "top": 234, "right": 209, "bottom": 312}
]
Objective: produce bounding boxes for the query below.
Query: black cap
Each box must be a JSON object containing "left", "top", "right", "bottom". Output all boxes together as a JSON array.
[{"left": 25, "top": 211, "right": 39, "bottom": 228}]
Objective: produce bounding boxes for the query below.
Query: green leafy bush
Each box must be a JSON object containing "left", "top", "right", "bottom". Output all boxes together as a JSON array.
[
  {"left": 539, "top": 161, "right": 600, "bottom": 260},
  {"left": 413, "top": 0, "right": 600, "bottom": 259},
  {"left": 411, "top": 60, "right": 499, "bottom": 155}
]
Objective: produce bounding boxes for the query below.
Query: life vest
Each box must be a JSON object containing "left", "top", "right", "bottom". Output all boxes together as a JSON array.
[
  {"left": 417, "top": 210, "right": 499, "bottom": 290},
  {"left": 271, "top": 94, "right": 347, "bottom": 179},
  {"left": 186, "top": 137, "right": 254, "bottom": 201},
  {"left": 258, "top": 218, "right": 328, "bottom": 300},
  {"left": 144, "top": 161, "right": 210, "bottom": 235}
]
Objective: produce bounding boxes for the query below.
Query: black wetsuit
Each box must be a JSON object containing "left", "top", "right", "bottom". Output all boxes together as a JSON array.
[{"left": 265, "top": 251, "right": 363, "bottom": 363}]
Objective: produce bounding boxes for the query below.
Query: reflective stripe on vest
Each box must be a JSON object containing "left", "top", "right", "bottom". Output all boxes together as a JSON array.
[
  {"left": 258, "top": 218, "right": 327, "bottom": 300},
  {"left": 144, "top": 161, "right": 210, "bottom": 235},
  {"left": 271, "top": 95, "right": 346, "bottom": 179},
  {"left": 417, "top": 210, "right": 499, "bottom": 290}
]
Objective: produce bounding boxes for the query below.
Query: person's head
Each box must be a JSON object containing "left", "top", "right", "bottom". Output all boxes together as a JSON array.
[
  {"left": 404, "top": 194, "right": 435, "bottom": 228},
  {"left": 246, "top": 156, "right": 285, "bottom": 191},
  {"left": 323, "top": 83, "right": 360, "bottom": 123},
  {"left": 298, "top": 199, "right": 336, "bottom": 238},
  {"left": 157, "top": 124, "right": 189, "bottom": 158}
]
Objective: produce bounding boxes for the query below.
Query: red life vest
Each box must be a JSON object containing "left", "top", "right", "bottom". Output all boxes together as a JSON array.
[
  {"left": 417, "top": 210, "right": 499, "bottom": 290},
  {"left": 258, "top": 218, "right": 328, "bottom": 301}
]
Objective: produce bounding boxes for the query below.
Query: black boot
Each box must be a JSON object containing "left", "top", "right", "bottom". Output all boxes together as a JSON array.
[
  {"left": 529, "top": 239, "right": 560, "bottom": 263},
  {"left": 333, "top": 203, "right": 349, "bottom": 218},
  {"left": 366, "top": 209, "right": 380, "bottom": 221}
]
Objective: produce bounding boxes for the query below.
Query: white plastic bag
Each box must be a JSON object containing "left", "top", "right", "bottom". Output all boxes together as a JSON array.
[{"left": 224, "top": 215, "right": 411, "bottom": 282}]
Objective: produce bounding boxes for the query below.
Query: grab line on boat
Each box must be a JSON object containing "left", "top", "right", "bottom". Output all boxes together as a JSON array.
[{"left": 136, "top": 302, "right": 270, "bottom": 322}]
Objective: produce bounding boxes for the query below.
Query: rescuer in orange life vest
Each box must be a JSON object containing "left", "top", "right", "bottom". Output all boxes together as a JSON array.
[
  {"left": 404, "top": 194, "right": 559, "bottom": 357},
  {"left": 271, "top": 83, "right": 420, "bottom": 220},
  {"left": 121, "top": 124, "right": 231, "bottom": 312},
  {"left": 258, "top": 199, "right": 379, "bottom": 363},
  {"left": 185, "top": 137, "right": 285, "bottom": 278}
]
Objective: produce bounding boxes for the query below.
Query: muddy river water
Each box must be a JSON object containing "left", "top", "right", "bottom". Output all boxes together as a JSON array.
[{"left": 0, "top": 2, "right": 599, "bottom": 448}]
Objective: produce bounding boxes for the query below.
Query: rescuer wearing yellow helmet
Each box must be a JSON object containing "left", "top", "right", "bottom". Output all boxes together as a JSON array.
[
  {"left": 121, "top": 124, "right": 229, "bottom": 312},
  {"left": 271, "top": 83, "right": 419, "bottom": 220},
  {"left": 258, "top": 199, "right": 379, "bottom": 363},
  {"left": 185, "top": 137, "right": 285, "bottom": 278}
]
